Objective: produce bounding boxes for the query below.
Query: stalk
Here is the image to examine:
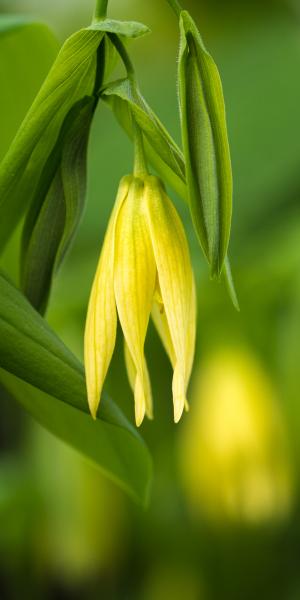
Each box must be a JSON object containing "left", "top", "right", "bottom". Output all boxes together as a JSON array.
[{"left": 93, "top": 0, "right": 108, "bottom": 21}]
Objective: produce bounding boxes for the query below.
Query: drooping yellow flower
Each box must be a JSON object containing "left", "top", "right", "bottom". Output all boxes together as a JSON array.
[
  {"left": 179, "top": 349, "right": 294, "bottom": 524},
  {"left": 84, "top": 174, "right": 196, "bottom": 426}
]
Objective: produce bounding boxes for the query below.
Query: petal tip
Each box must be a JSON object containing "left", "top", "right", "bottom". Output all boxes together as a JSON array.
[
  {"left": 173, "top": 395, "right": 186, "bottom": 424},
  {"left": 135, "top": 410, "right": 145, "bottom": 427}
]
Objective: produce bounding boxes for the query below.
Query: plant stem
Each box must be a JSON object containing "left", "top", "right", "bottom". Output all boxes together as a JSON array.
[
  {"left": 133, "top": 119, "right": 148, "bottom": 177},
  {"left": 93, "top": 0, "right": 108, "bottom": 21},
  {"left": 166, "top": 0, "right": 183, "bottom": 18},
  {"left": 109, "top": 34, "right": 136, "bottom": 82}
]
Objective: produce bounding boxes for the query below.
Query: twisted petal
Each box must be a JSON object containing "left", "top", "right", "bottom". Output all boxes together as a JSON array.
[
  {"left": 84, "top": 176, "right": 131, "bottom": 418},
  {"left": 114, "top": 178, "right": 156, "bottom": 426},
  {"left": 145, "top": 176, "right": 196, "bottom": 423}
]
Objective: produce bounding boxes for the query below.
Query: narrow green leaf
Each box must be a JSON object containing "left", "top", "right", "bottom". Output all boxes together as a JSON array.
[
  {"left": 0, "top": 28, "right": 103, "bottom": 253},
  {"left": 88, "top": 18, "right": 150, "bottom": 38},
  {"left": 0, "top": 272, "right": 152, "bottom": 504},
  {"left": 21, "top": 97, "right": 96, "bottom": 313},
  {"left": 56, "top": 98, "right": 96, "bottom": 267},
  {"left": 178, "top": 10, "right": 232, "bottom": 277},
  {"left": 21, "top": 171, "right": 65, "bottom": 313},
  {"left": 101, "top": 77, "right": 186, "bottom": 199}
]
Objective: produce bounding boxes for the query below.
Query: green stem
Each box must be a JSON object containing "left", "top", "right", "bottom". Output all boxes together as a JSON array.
[
  {"left": 166, "top": 0, "right": 183, "bottom": 18},
  {"left": 109, "top": 34, "right": 136, "bottom": 83},
  {"left": 133, "top": 119, "right": 148, "bottom": 177},
  {"left": 93, "top": 0, "right": 108, "bottom": 21}
]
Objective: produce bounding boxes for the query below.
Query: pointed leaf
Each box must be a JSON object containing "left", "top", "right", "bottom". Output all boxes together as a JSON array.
[
  {"left": 178, "top": 10, "right": 232, "bottom": 276},
  {"left": 21, "top": 97, "right": 96, "bottom": 313},
  {"left": 0, "top": 28, "right": 103, "bottom": 252}
]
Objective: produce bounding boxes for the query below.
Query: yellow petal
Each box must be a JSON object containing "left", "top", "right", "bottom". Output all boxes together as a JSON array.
[
  {"left": 124, "top": 342, "right": 153, "bottom": 424},
  {"left": 114, "top": 177, "right": 156, "bottom": 426},
  {"left": 84, "top": 176, "right": 131, "bottom": 418},
  {"left": 145, "top": 175, "right": 195, "bottom": 423},
  {"left": 151, "top": 283, "right": 176, "bottom": 368}
]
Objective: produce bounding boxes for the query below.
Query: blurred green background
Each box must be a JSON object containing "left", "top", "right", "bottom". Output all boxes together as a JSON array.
[{"left": 1, "top": 0, "right": 300, "bottom": 598}]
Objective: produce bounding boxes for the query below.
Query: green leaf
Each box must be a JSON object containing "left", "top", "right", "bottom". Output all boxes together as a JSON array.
[
  {"left": 88, "top": 18, "right": 150, "bottom": 38},
  {"left": 178, "top": 10, "right": 232, "bottom": 277},
  {"left": 0, "top": 371, "right": 151, "bottom": 505},
  {"left": 21, "top": 97, "right": 96, "bottom": 313},
  {"left": 0, "top": 27, "right": 103, "bottom": 253},
  {"left": 101, "top": 77, "right": 186, "bottom": 199},
  {"left": 0, "top": 18, "right": 59, "bottom": 162},
  {"left": 0, "top": 272, "right": 152, "bottom": 504}
]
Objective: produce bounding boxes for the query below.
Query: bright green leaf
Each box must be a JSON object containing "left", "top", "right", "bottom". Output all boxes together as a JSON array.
[{"left": 0, "top": 27, "right": 103, "bottom": 253}]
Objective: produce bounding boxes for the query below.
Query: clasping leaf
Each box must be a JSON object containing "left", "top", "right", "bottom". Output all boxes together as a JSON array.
[{"left": 178, "top": 10, "right": 233, "bottom": 277}]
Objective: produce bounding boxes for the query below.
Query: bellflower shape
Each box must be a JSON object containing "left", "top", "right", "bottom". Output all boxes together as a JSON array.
[{"left": 84, "top": 174, "right": 196, "bottom": 426}]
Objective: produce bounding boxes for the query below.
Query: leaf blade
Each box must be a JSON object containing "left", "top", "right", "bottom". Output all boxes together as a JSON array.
[
  {"left": 20, "top": 96, "right": 96, "bottom": 313},
  {"left": 0, "top": 271, "right": 152, "bottom": 504},
  {"left": 0, "top": 370, "right": 152, "bottom": 505},
  {"left": 0, "top": 28, "right": 102, "bottom": 252},
  {"left": 178, "top": 10, "right": 233, "bottom": 276}
]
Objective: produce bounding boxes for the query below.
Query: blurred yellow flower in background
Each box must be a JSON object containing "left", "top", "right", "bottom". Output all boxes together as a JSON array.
[
  {"left": 179, "top": 349, "right": 294, "bottom": 525},
  {"left": 84, "top": 174, "right": 196, "bottom": 426}
]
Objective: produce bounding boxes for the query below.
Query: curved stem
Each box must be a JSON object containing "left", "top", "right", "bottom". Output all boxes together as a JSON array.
[
  {"left": 109, "top": 34, "right": 136, "bottom": 83},
  {"left": 93, "top": 0, "right": 108, "bottom": 21},
  {"left": 133, "top": 119, "right": 148, "bottom": 177},
  {"left": 166, "top": 0, "right": 183, "bottom": 18}
]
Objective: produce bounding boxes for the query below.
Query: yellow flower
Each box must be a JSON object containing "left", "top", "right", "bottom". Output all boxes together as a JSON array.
[
  {"left": 84, "top": 174, "right": 196, "bottom": 426},
  {"left": 179, "top": 349, "right": 294, "bottom": 524}
]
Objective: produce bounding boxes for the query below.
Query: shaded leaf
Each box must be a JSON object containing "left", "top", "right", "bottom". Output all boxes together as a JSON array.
[
  {"left": 0, "top": 272, "right": 152, "bottom": 504},
  {"left": 0, "top": 371, "right": 151, "bottom": 505},
  {"left": 21, "top": 97, "right": 96, "bottom": 313}
]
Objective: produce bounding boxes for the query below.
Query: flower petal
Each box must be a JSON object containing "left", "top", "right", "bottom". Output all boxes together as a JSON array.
[
  {"left": 145, "top": 176, "right": 195, "bottom": 423},
  {"left": 151, "top": 283, "right": 176, "bottom": 368},
  {"left": 114, "top": 177, "right": 156, "bottom": 426},
  {"left": 84, "top": 176, "right": 131, "bottom": 418},
  {"left": 124, "top": 341, "right": 153, "bottom": 424}
]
